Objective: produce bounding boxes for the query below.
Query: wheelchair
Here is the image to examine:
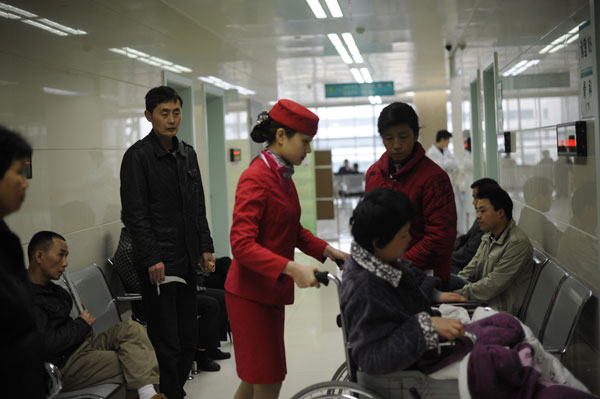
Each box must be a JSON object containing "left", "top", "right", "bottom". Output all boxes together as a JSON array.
[{"left": 291, "top": 272, "right": 470, "bottom": 399}]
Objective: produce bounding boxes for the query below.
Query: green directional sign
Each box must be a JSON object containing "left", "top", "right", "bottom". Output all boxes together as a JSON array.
[{"left": 325, "top": 81, "right": 395, "bottom": 98}]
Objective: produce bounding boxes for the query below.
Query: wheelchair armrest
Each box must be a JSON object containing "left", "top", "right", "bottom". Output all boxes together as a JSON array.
[
  {"left": 115, "top": 293, "right": 143, "bottom": 302},
  {"left": 544, "top": 347, "right": 566, "bottom": 356},
  {"left": 433, "top": 301, "right": 488, "bottom": 310},
  {"left": 45, "top": 362, "right": 63, "bottom": 398}
]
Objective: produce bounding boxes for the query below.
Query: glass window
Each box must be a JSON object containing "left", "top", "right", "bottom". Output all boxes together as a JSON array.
[{"left": 313, "top": 104, "right": 388, "bottom": 173}]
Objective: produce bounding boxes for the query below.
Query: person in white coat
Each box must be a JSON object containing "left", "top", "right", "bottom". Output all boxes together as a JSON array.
[
  {"left": 427, "top": 130, "right": 462, "bottom": 230},
  {"left": 426, "top": 130, "right": 459, "bottom": 183}
]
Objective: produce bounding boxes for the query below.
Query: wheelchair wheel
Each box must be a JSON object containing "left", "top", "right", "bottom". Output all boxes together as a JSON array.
[
  {"left": 290, "top": 381, "right": 382, "bottom": 399},
  {"left": 330, "top": 361, "right": 349, "bottom": 382}
]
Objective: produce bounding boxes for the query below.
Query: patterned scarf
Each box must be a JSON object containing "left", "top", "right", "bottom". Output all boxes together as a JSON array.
[
  {"left": 261, "top": 150, "right": 295, "bottom": 191},
  {"left": 351, "top": 241, "right": 403, "bottom": 287}
]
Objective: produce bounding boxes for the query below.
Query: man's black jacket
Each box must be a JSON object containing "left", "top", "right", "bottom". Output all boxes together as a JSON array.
[
  {"left": 120, "top": 131, "right": 214, "bottom": 275},
  {"left": 31, "top": 281, "right": 91, "bottom": 368},
  {"left": 451, "top": 219, "right": 484, "bottom": 273},
  {"left": 0, "top": 220, "right": 45, "bottom": 398}
]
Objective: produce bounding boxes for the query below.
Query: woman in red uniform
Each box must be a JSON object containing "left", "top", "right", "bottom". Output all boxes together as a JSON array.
[{"left": 225, "top": 99, "right": 347, "bottom": 399}]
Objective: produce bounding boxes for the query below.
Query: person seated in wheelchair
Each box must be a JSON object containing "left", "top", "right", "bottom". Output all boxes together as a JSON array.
[{"left": 340, "top": 188, "right": 467, "bottom": 375}]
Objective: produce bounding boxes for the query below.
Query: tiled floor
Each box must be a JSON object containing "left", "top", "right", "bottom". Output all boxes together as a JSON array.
[{"left": 184, "top": 201, "right": 356, "bottom": 398}]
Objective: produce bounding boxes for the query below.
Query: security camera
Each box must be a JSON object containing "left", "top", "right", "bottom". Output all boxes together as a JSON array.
[{"left": 445, "top": 43, "right": 452, "bottom": 52}]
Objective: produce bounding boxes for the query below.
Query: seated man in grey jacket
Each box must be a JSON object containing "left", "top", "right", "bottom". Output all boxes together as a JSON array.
[
  {"left": 453, "top": 185, "right": 534, "bottom": 315},
  {"left": 451, "top": 178, "right": 498, "bottom": 274},
  {"left": 27, "top": 231, "right": 165, "bottom": 399}
]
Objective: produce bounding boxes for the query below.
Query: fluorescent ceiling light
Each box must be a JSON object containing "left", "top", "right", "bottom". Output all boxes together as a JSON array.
[
  {"left": 149, "top": 56, "right": 172, "bottom": 65},
  {"left": 22, "top": 19, "right": 67, "bottom": 36},
  {"left": 173, "top": 65, "right": 192, "bottom": 73},
  {"left": 0, "top": 10, "right": 20, "bottom": 19},
  {"left": 360, "top": 67, "right": 373, "bottom": 83},
  {"left": 569, "top": 22, "right": 585, "bottom": 34},
  {"left": 548, "top": 43, "right": 565, "bottom": 54},
  {"left": 38, "top": 18, "right": 86, "bottom": 35},
  {"left": 513, "top": 60, "right": 528, "bottom": 69},
  {"left": 328, "top": 33, "right": 353, "bottom": 64},
  {"left": 0, "top": 2, "right": 36, "bottom": 18},
  {"left": 539, "top": 44, "right": 554, "bottom": 54},
  {"left": 124, "top": 47, "right": 149, "bottom": 58},
  {"left": 404, "top": 91, "right": 415, "bottom": 97},
  {"left": 324, "top": 0, "right": 343, "bottom": 17},
  {"left": 306, "top": 0, "right": 327, "bottom": 18},
  {"left": 198, "top": 76, "right": 256, "bottom": 96},
  {"left": 502, "top": 59, "right": 540, "bottom": 76},
  {"left": 138, "top": 58, "right": 162, "bottom": 67},
  {"left": 42, "top": 87, "right": 82, "bottom": 96},
  {"left": 350, "top": 68, "right": 364, "bottom": 83},
  {"left": 1, "top": 3, "right": 87, "bottom": 36},
  {"left": 551, "top": 34, "right": 571, "bottom": 45},
  {"left": 342, "top": 32, "right": 363, "bottom": 63},
  {"left": 566, "top": 33, "right": 579, "bottom": 44},
  {"left": 109, "top": 47, "right": 193, "bottom": 74}
]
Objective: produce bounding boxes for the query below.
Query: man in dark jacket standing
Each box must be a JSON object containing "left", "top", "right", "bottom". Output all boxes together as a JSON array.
[
  {"left": 120, "top": 86, "right": 215, "bottom": 399},
  {"left": 0, "top": 126, "right": 45, "bottom": 399}
]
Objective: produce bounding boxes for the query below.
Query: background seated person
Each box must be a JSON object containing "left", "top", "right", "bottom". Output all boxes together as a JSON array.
[
  {"left": 340, "top": 188, "right": 466, "bottom": 375},
  {"left": 27, "top": 231, "right": 164, "bottom": 399},
  {"left": 451, "top": 178, "right": 498, "bottom": 273},
  {"left": 337, "top": 159, "right": 352, "bottom": 174},
  {"left": 452, "top": 185, "right": 534, "bottom": 315}
]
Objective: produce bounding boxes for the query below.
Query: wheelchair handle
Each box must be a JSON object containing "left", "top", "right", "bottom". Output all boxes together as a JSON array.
[{"left": 314, "top": 271, "right": 330, "bottom": 286}]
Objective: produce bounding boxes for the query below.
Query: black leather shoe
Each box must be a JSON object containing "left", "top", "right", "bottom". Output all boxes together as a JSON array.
[
  {"left": 196, "top": 351, "right": 221, "bottom": 372},
  {"left": 206, "top": 348, "right": 231, "bottom": 360}
]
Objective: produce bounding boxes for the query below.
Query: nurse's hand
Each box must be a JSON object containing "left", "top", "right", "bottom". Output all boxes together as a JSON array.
[
  {"left": 323, "top": 245, "right": 349, "bottom": 269},
  {"left": 283, "top": 261, "right": 320, "bottom": 288}
]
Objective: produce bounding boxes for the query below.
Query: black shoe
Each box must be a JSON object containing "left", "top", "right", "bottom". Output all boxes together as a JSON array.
[
  {"left": 206, "top": 348, "right": 231, "bottom": 360},
  {"left": 196, "top": 351, "right": 221, "bottom": 372}
]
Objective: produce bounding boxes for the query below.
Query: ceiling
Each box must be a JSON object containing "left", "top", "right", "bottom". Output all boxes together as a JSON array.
[{"left": 0, "top": 0, "right": 590, "bottom": 107}]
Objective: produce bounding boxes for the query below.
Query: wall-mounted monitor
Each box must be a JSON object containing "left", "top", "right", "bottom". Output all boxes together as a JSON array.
[
  {"left": 556, "top": 121, "right": 587, "bottom": 157},
  {"left": 497, "top": 131, "right": 515, "bottom": 153}
]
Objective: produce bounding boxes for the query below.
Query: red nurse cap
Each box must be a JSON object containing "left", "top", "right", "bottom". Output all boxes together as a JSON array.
[{"left": 269, "top": 99, "right": 319, "bottom": 136}]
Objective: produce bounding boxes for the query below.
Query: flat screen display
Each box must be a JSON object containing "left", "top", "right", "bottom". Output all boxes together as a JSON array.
[{"left": 556, "top": 124, "right": 578, "bottom": 156}]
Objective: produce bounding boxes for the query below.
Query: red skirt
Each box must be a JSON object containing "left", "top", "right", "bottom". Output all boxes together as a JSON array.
[{"left": 225, "top": 291, "right": 287, "bottom": 384}]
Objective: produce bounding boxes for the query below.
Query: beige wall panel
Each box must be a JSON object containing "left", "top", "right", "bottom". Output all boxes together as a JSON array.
[{"left": 413, "top": 90, "right": 448, "bottom": 150}]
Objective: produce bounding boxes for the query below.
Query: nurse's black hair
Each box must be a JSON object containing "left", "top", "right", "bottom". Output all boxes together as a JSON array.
[
  {"left": 0, "top": 125, "right": 32, "bottom": 180},
  {"left": 377, "top": 102, "right": 420, "bottom": 138},
  {"left": 350, "top": 188, "right": 413, "bottom": 253},
  {"left": 250, "top": 111, "right": 296, "bottom": 144},
  {"left": 145, "top": 86, "right": 183, "bottom": 113}
]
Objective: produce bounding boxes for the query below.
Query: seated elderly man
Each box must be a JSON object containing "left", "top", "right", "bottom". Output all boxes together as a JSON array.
[
  {"left": 27, "top": 231, "right": 165, "bottom": 399},
  {"left": 452, "top": 185, "right": 534, "bottom": 315}
]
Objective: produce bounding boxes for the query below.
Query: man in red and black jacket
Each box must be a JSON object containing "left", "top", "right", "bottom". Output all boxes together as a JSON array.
[{"left": 366, "top": 102, "right": 456, "bottom": 282}]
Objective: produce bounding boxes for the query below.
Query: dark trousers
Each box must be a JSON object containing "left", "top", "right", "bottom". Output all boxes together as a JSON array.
[
  {"left": 196, "top": 292, "right": 220, "bottom": 349},
  {"left": 139, "top": 268, "right": 197, "bottom": 399}
]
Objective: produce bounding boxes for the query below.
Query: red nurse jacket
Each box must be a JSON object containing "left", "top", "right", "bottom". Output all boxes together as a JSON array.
[
  {"left": 225, "top": 156, "right": 328, "bottom": 306},
  {"left": 365, "top": 143, "right": 456, "bottom": 281}
]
